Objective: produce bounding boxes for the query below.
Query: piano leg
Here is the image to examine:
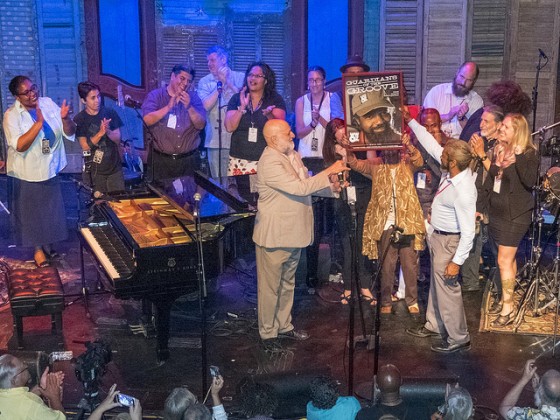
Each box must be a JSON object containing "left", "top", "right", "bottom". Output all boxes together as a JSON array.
[{"left": 153, "top": 299, "right": 173, "bottom": 363}]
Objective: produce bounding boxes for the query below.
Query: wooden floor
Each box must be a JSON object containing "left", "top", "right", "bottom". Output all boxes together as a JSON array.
[{"left": 0, "top": 174, "right": 559, "bottom": 419}]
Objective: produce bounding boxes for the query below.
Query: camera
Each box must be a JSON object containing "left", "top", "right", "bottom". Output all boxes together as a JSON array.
[
  {"left": 210, "top": 365, "right": 220, "bottom": 378},
  {"left": 74, "top": 340, "right": 112, "bottom": 406},
  {"left": 542, "top": 136, "right": 560, "bottom": 156},
  {"left": 390, "top": 225, "right": 405, "bottom": 244},
  {"left": 115, "top": 393, "right": 135, "bottom": 407}
]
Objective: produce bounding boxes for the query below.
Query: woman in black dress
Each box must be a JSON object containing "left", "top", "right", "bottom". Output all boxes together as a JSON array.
[
  {"left": 322, "top": 118, "right": 375, "bottom": 304},
  {"left": 474, "top": 113, "right": 537, "bottom": 327}
]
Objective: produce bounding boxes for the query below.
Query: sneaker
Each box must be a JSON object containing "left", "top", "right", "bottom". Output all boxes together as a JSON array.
[{"left": 278, "top": 329, "right": 309, "bottom": 341}]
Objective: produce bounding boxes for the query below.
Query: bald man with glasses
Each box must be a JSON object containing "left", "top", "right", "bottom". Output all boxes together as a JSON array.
[{"left": 0, "top": 354, "right": 66, "bottom": 419}]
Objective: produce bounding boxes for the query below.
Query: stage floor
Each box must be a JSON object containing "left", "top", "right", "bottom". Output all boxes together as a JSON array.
[{"left": 0, "top": 176, "right": 558, "bottom": 419}]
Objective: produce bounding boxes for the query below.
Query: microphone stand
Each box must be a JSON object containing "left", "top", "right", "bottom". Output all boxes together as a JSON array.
[
  {"left": 217, "top": 85, "right": 223, "bottom": 181},
  {"left": 131, "top": 106, "right": 157, "bottom": 183},
  {"left": 173, "top": 202, "right": 209, "bottom": 392},
  {"left": 531, "top": 52, "right": 548, "bottom": 133},
  {"left": 194, "top": 196, "right": 209, "bottom": 394},
  {"left": 345, "top": 187, "right": 369, "bottom": 395}
]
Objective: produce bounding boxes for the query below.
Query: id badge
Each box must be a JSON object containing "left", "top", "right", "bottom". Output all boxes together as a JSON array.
[
  {"left": 41, "top": 138, "right": 51, "bottom": 154},
  {"left": 167, "top": 113, "right": 177, "bottom": 129},
  {"left": 493, "top": 177, "right": 501, "bottom": 194},
  {"left": 248, "top": 127, "right": 258, "bottom": 143},
  {"left": 417, "top": 172, "right": 426, "bottom": 189},
  {"left": 311, "top": 137, "right": 318, "bottom": 152},
  {"left": 93, "top": 149, "right": 104, "bottom": 164}
]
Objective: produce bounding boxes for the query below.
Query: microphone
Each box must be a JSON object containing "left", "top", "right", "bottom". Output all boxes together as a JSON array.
[
  {"left": 124, "top": 95, "right": 142, "bottom": 108},
  {"left": 117, "top": 84, "right": 124, "bottom": 108},
  {"left": 538, "top": 49, "right": 548, "bottom": 60},
  {"left": 193, "top": 193, "right": 201, "bottom": 217},
  {"left": 337, "top": 172, "right": 348, "bottom": 202},
  {"left": 217, "top": 81, "right": 223, "bottom": 96}
]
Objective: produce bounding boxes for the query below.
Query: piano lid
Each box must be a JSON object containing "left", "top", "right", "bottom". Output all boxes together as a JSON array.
[{"left": 149, "top": 171, "right": 255, "bottom": 219}]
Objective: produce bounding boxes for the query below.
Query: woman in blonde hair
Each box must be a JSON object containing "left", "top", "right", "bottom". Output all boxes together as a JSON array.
[{"left": 477, "top": 113, "right": 537, "bottom": 327}]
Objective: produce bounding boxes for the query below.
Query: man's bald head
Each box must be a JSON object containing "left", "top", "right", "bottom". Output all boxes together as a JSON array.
[
  {"left": 537, "top": 369, "right": 560, "bottom": 407},
  {"left": 263, "top": 119, "right": 295, "bottom": 154}
]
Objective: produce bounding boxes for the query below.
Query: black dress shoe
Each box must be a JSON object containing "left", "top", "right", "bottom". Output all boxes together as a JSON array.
[
  {"left": 406, "top": 325, "right": 441, "bottom": 338},
  {"left": 278, "top": 329, "right": 309, "bottom": 341},
  {"left": 431, "top": 340, "right": 471, "bottom": 353}
]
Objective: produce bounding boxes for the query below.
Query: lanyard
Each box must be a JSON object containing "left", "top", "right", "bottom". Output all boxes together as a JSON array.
[{"left": 434, "top": 178, "right": 452, "bottom": 198}]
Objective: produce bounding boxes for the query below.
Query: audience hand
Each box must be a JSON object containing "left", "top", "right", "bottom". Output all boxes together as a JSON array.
[
  {"left": 98, "top": 118, "right": 111, "bottom": 137},
  {"left": 457, "top": 102, "right": 469, "bottom": 119},
  {"left": 400, "top": 105, "right": 412, "bottom": 124},
  {"left": 521, "top": 359, "right": 538, "bottom": 385},
  {"left": 167, "top": 94, "right": 178, "bottom": 110},
  {"left": 218, "top": 66, "right": 230, "bottom": 84},
  {"left": 60, "top": 99, "right": 71, "bottom": 120},
  {"left": 211, "top": 375, "right": 224, "bottom": 399},
  {"left": 470, "top": 133, "right": 485, "bottom": 157},
  {"left": 178, "top": 91, "right": 191, "bottom": 108},
  {"left": 129, "top": 398, "right": 142, "bottom": 420},
  {"left": 262, "top": 105, "right": 276, "bottom": 117},
  {"left": 99, "top": 384, "right": 121, "bottom": 412},
  {"left": 239, "top": 87, "right": 249, "bottom": 109}
]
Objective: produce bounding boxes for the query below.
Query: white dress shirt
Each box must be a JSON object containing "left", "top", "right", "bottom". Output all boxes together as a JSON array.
[
  {"left": 3, "top": 97, "right": 75, "bottom": 182},
  {"left": 408, "top": 119, "right": 476, "bottom": 265},
  {"left": 423, "top": 82, "right": 483, "bottom": 139}
]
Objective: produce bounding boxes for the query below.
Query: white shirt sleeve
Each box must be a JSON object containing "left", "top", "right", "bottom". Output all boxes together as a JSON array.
[{"left": 212, "top": 404, "right": 228, "bottom": 420}]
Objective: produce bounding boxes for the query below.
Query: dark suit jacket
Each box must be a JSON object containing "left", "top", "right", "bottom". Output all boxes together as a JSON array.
[{"left": 478, "top": 149, "right": 538, "bottom": 225}]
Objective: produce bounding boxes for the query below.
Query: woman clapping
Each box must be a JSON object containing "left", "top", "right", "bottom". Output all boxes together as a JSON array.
[{"left": 474, "top": 113, "right": 537, "bottom": 327}]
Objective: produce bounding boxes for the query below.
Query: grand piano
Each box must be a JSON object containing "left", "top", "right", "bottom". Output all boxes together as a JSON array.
[{"left": 79, "top": 171, "right": 255, "bottom": 361}]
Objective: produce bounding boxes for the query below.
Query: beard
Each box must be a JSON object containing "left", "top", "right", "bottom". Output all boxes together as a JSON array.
[
  {"left": 534, "top": 389, "right": 542, "bottom": 408},
  {"left": 452, "top": 80, "right": 470, "bottom": 97},
  {"left": 364, "top": 122, "right": 398, "bottom": 144}
]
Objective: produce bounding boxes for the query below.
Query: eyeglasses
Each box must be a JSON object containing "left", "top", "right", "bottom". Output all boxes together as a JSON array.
[
  {"left": 248, "top": 73, "right": 265, "bottom": 79},
  {"left": 13, "top": 363, "right": 29, "bottom": 378},
  {"left": 308, "top": 78, "right": 324, "bottom": 85},
  {"left": 17, "top": 84, "right": 38, "bottom": 97}
]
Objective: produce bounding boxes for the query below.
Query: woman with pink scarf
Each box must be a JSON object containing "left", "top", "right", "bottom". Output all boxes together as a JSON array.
[{"left": 473, "top": 113, "right": 537, "bottom": 327}]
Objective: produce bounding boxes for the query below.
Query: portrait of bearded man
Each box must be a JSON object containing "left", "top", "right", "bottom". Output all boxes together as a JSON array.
[{"left": 351, "top": 90, "right": 401, "bottom": 147}]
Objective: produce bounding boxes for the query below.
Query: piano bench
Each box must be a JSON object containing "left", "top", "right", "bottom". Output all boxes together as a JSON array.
[{"left": 7, "top": 266, "right": 65, "bottom": 350}]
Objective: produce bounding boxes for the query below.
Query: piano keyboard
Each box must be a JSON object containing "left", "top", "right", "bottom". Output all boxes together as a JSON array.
[{"left": 80, "top": 223, "right": 135, "bottom": 280}]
